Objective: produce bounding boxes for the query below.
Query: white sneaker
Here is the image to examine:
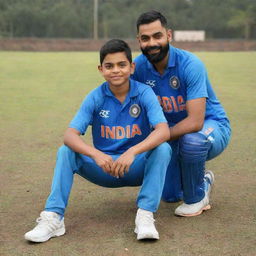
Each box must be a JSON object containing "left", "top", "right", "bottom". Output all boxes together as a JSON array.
[
  {"left": 24, "top": 211, "right": 65, "bottom": 242},
  {"left": 134, "top": 208, "right": 159, "bottom": 240},
  {"left": 175, "top": 170, "right": 215, "bottom": 217}
]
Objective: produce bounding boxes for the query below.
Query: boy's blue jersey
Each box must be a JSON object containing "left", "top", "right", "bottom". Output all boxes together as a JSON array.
[
  {"left": 132, "top": 45, "right": 230, "bottom": 127},
  {"left": 69, "top": 79, "right": 167, "bottom": 154}
]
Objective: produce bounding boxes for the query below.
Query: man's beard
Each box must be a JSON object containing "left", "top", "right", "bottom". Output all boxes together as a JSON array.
[{"left": 141, "top": 43, "right": 169, "bottom": 64}]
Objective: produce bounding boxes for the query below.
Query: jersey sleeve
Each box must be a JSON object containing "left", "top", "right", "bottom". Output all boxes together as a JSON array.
[
  {"left": 69, "top": 91, "right": 96, "bottom": 135},
  {"left": 184, "top": 58, "right": 208, "bottom": 100},
  {"left": 141, "top": 87, "right": 167, "bottom": 127}
]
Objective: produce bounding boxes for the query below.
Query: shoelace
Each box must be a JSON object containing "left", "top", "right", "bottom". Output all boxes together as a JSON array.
[
  {"left": 137, "top": 213, "right": 155, "bottom": 226},
  {"left": 35, "top": 215, "right": 60, "bottom": 232}
]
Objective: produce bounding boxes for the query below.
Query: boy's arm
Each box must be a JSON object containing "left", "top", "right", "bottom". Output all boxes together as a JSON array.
[
  {"left": 111, "top": 122, "right": 170, "bottom": 178},
  {"left": 64, "top": 128, "right": 114, "bottom": 174}
]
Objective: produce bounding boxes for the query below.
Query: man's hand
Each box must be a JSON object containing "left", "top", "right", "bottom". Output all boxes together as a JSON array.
[
  {"left": 91, "top": 151, "right": 114, "bottom": 174},
  {"left": 111, "top": 149, "right": 136, "bottom": 178}
]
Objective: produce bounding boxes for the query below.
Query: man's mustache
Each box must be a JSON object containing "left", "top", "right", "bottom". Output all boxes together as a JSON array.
[{"left": 143, "top": 45, "right": 162, "bottom": 53}]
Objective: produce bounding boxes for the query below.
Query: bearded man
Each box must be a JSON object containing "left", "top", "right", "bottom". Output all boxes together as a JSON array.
[{"left": 132, "top": 10, "right": 231, "bottom": 217}]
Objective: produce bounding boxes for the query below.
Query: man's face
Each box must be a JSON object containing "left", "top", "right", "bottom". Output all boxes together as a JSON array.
[{"left": 137, "top": 20, "right": 172, "bottom": 64}]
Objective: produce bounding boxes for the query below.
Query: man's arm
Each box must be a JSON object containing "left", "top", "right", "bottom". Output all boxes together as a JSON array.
[
  {"left": 64, "top": 128, "right": 114, "bottom": 174},
  {"left": 111, "top": 122, "right": 170, "bottom": 177},
  {"left": 169, "top": 97, "right": 206, "bottom": 141}
]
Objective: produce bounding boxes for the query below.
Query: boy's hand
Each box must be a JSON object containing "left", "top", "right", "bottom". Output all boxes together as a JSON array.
[
  {"left": 111, "top": 149, "right": 136, "bottom": 178},
  {"left": 91, "top": 151, "right": 114, "bottom": 174}
]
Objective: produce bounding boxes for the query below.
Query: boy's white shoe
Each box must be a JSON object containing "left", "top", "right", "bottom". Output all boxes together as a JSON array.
[
  {"left": 24, "top": 211, "right": 65, "bottom": 242},
  {"left": 175, "top": 170, "right": 215, "bottom": 217},
  {"left": 134, "top": 208, "right": 159, "bottom": 240}
]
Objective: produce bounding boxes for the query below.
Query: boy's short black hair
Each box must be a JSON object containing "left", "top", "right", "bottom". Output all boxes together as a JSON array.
[
  {"left": 136, "top": 10, "right": 168, "bottom": 32},
  {"left": 100, "top": 39, "right": 132, "bottom": 65}
]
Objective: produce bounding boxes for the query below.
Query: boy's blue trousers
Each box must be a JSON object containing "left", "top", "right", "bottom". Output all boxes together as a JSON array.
[{"left": 45, "top": 143, "right": 172, "bottom": 216}]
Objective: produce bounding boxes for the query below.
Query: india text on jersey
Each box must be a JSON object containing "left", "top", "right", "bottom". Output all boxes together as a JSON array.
[
  {"left": 157, "top": 95, "right": 186, "bottom": 113},
  {"left": 101, "top": 124, "right": 142, "bottom": 139}
]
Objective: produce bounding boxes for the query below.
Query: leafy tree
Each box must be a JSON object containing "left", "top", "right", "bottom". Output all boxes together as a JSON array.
[
  {"left": 0, "top": 0, "right": 255, "bottom": 39},
  {"left": 228, "top": 0, "right": 256, "bottom": 39}
]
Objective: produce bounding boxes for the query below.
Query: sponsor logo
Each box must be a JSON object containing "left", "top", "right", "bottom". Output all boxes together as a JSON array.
[
  {"left": 146, "top": 80, "right": 156, "bottom": 87},
  {"left": 169, "top": 76, "right": 180, "bottom": 89},
  {"left": 99, "top": 110, "right": 110, "bottom": 118},
  {"left": 129, "top": 104, "right": 141, "bottom": 118}
]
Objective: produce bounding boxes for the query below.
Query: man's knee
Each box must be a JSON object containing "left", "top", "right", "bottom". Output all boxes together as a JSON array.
[{"left": 179, "top": 133, "right": 211, "bottom": 162}]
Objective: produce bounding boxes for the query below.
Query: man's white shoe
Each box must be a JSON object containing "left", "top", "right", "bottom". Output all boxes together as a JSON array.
[
  {"left": 134, "top": 208, "right": 159, "bottom": 240},
  {"left": 24, "top": 211, "right": 65, "bottom": 242},
  {"left": 175, "top": 170, "right": 215, "bottom": 217}
]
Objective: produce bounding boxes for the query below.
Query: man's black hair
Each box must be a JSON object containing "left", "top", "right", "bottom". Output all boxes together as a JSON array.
[
  {"left": 136, "top": 10, "right": 168, "bottom": 32},
  {"left": 100, "top": 39, "right": 132, "bottom": 65}
]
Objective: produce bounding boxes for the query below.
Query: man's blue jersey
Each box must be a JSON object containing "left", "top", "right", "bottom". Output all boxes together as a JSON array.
[
  {"left": 132, "top": 45, "right": 230, "bottom": 127},
  {"left": 69, "top": 79, "right": 167, "bottom": 154}
]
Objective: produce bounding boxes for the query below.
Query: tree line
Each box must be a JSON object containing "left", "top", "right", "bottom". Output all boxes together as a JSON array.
[{"left": 0, "top": 0, "right": 255, "bottom": 39}]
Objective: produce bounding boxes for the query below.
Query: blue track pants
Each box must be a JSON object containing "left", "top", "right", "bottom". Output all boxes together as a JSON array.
[{"left": 45, "top": 143, "right": 171, "bottom": 216}]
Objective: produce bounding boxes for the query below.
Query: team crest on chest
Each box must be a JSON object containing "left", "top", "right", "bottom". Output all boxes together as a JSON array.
[
  {"left": 129, "top": 104, "right": 141, "bottom": 118},
  {"left": 169, "top": 76, "right": 180, "bottom": 89}
]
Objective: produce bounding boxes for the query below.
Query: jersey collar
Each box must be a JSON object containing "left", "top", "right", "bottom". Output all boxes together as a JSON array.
[{"left": 103, "top": 79, "right": 139, "bottom": 98}]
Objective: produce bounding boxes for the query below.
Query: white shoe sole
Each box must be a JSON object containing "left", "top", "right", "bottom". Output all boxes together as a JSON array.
[
  {"left": 175, "top": 204, "right": 211, "bottom": 217},
  {"left": 175, "top": 170, "right": 214, "bottom": 217},
  {"left": 134, "top": 227, "right": 159, "bottom": 240},
  {"left": 24, "top": 227, "right": 65, "bottom": 243}
]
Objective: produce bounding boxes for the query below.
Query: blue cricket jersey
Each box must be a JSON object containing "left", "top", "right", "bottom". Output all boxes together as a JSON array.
[
  {"left": 69, "top": 79, "right": 167, "bottom": 154},
  {"left": 132, "top": 45, "right": 230, "bottom": 128}
]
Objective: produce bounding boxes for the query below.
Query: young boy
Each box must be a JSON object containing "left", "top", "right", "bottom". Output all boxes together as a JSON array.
[{"left": 24, "top": 39, "right": 171, "bottom": 242}]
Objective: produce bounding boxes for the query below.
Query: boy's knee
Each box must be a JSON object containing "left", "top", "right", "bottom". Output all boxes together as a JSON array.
[
  {"left": 57, "top": 145, "right": 74, "bottom": 157},
  {"left": 154, "top": 142, "right": 172, "bottom": 158},
  {"left": 179, "top": 133, "right": 211, "bottom": 162}
]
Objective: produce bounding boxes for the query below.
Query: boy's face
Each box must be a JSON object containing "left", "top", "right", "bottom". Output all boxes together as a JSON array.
[{"left": 98, "top": 52, "right": 135, "bottom": 88}]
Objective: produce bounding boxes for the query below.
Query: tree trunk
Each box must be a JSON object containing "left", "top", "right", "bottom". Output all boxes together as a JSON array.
[{"left": 245, "top": 21, "right": 250, "bottom": 39}]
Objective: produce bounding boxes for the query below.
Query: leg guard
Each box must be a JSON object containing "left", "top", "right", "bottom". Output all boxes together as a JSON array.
[{"left": 179, "top": 133, "right": 211, "bottom": 204}]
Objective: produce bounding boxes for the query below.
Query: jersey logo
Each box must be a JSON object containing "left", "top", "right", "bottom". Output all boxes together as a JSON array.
[
  {"left": 169, "top": 76, "right": 180, "bottom": 89},
  {"left": 99, "top": 110, "right": 110, "bottom": 118},
  {"left": 146, "top": 80, "right": 156, "bottom": 87},
  {"left": 129, "top": 104, "right": 141, "bottom": 118}
]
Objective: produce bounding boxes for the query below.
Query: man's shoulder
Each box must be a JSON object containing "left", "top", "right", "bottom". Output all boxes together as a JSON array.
[
  {"left": 133, "top": 54, "right": 148, "bottom": 68},
  {"left": 174, "top": 46, "right": 203, "bottom": 66}
]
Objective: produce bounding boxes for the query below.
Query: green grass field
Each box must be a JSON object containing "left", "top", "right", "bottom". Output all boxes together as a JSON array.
[{"left": 0, "top": 51, "right": 255, "bottom": 256}]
